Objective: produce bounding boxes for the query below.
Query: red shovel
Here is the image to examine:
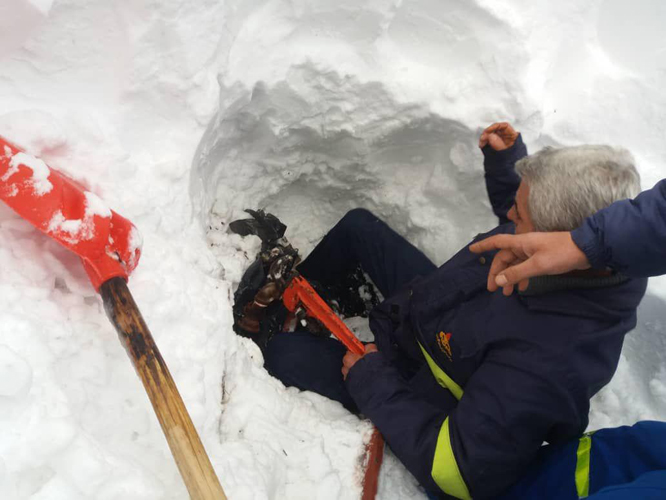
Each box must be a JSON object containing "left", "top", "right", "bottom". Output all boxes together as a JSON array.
[{"left": 0, "top": 136, "right": 227, "bottom": 500}]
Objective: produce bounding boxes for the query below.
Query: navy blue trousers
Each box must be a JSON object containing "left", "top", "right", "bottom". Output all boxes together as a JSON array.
[{"left": 263, "top": 209, "right": 436, "bottom": 412}]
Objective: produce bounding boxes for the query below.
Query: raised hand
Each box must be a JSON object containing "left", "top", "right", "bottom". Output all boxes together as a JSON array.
[{"left": 479, "top": 122, "right": 520, "bottom": 151}]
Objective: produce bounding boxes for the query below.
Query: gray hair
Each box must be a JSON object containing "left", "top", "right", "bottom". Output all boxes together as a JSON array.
[{"left": 515, "top": 145, "right": 641, "bottom": 232}]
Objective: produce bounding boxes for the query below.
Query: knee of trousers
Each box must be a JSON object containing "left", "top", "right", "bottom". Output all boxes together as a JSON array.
[{"left": 339, "top": 208, "right": 378, "bottom": 231}]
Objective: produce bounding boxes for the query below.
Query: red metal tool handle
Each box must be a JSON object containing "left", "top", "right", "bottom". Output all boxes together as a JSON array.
[
  {"left": 282, "top": 275, "right": 384, "bottom": 500},
  {"left": 283, "top": 275, "right": 366, "bottom": 355}
]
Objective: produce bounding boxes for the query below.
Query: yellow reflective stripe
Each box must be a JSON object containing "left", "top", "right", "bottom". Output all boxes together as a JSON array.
[
  {"left": 418, "top": 343, "right": 469, "bottom": 497},
  {"left": 418, "top": 342, "right": 464, "bottom": 400},
  {"left": 575, "top": 434, "right": 593, "bottom": 498},
  {"left": 432, "top": 417, "right": 472, "bottom": 500}
]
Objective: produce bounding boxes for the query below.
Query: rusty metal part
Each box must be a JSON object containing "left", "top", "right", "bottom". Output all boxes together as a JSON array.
[{"left": 238, "top": 281, "right": 283, "bottom": 333}]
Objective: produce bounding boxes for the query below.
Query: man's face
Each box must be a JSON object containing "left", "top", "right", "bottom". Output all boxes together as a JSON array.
[{"left": 507, "top": 181, "right": 536, "bottom": 234}]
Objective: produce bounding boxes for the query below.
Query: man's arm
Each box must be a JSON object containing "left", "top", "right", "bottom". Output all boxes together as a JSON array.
[
  {"left": 571, "top": 179, "right": 666, "bottom": 277},
  {"left": 470, "top": 179, "right": 666, "bottom": 292},
  {"left": 479, "top": 123, "right": 528, "bottom": 224},
  {"left": 345, "top": 353, "right": 454, "bottom": 494},
  {"left": 346, "top": 348, "right": 566, "bottom": 499}
]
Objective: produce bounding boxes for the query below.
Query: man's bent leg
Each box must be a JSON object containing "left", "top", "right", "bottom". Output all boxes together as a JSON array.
[
  {"left": 297, "top": 209, "right": 437, "bottom": 298},
  {"left": 264, "top": 332, "right": 358, "bottom": 413}
]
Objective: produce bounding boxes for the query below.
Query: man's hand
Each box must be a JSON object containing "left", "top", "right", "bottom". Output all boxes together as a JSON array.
[
  {"left": 479, "top": 122, "right": 519, "bottom": 151},
  {"left": 342, "top": 344, "right": 378, "bottom": 380},
  {"left": 469, "top": 232, "right": 591, "bottom": 295}
]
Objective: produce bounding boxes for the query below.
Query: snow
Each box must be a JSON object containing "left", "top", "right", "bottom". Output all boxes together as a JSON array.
[
  {"left": 127, "top": 227, "right": 144, "bottom": 270},
  {"left": 48, "top": 212, "right": 82, "bottom": 236},
  {"left": 0, "top": 345, "right": 33, "bottom": 397},
  {"left": 84, "top": 192, "right": 112, "bottom": 219},
  {"left": 3, "top": 152, "right": 53, "bottom": 196},
  {"left": 46, "top": 191, "right": 111, "bottom": 244},
  {"left": 0, "top": 1, "right": 665, "bottom": 499}
]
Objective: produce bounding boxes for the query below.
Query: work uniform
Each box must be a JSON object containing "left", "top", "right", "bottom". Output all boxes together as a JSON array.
[
  {"left": 264, "top": 137, "right": 648, "bottom": 498},
  {"left": 498, "top": 421, "right": 666, "bottom": 499},
  {"left": 499, "top": 176, "right": 666, "bottom": 499}
]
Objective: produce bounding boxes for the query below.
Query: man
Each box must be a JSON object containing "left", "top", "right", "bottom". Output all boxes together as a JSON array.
[
  {"left": 262, "top": 123, "right": 646, "bottom": 498},
  {"left": 469, "top": 175, "right": 666, "bottom": 499}
]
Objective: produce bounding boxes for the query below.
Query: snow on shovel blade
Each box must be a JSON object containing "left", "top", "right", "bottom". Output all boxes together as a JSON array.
[{"left": 0, "top": 136, "right": 141, "bottom": 289}]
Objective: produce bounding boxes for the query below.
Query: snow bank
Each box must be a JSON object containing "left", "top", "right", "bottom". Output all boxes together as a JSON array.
[{"left": 0, "top": 0, "right": 665, "bottom": 499}]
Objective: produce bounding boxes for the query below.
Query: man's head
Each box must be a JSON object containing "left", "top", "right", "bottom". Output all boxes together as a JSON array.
[{"left": 508, "top": 145, "right": 641, "bottom": 234}]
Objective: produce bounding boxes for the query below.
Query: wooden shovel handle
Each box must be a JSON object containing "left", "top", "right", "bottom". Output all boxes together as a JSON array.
[{"left": 100, "top": 278, "right": 227, "bottom": 500}]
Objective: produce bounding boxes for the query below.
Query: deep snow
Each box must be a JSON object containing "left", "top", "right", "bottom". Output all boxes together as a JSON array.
[{"left": 1, "top": 1, "right": 665, "bottom": 499}]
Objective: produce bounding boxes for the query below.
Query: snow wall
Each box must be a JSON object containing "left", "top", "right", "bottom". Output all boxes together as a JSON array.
[{"left": 0, "top": 0, "right": 665, "bottom": 499}]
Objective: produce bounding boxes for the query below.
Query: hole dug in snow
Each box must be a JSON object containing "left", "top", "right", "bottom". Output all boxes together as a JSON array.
[
  {"left": 191, "top": 64, "right": 496, "bottom": 264},
  {"left": 189, "top": 63, "right": 666, "bottom": 498},
  {"left": 189, "top": 65, "right": 500, "bottom": 498}
]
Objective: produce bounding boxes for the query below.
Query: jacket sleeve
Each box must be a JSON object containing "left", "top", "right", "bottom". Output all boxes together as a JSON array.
[
  {"left": 346, "top": 346, "right": 571, "bottom": 499},
  {"left": 345, "top": 352, "right": 454, "bottom": 494},
  {"left": 571, "top": 179, "right": 666, "bottom": 277},
  {"left": 482, "top": 135, "right": 528, "bottom": 224}
]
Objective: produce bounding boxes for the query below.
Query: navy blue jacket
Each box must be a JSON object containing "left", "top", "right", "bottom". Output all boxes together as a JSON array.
[
  {"left": 345, "top": 137, "right": 648, "bottom": 499},
  {"left": 572, "top": 179, "right": 666, "bottom": 278}
]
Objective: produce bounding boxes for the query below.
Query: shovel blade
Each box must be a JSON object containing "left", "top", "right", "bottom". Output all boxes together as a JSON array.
[{"left": 0, "top": 136, "right": 141, "bottom": 290}]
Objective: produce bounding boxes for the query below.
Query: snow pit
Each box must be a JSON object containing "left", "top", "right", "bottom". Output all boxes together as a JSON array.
[
  {"left": 191, "top": 64, "right": 496, "bottom": 264},
  {"left": 0, "top": 0, "right": 666, "bottom": 499}
]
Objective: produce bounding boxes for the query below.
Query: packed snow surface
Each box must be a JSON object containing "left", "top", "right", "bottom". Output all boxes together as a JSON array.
[{"left": 1, "top": 1, "right": 666, "bottom": 499}]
